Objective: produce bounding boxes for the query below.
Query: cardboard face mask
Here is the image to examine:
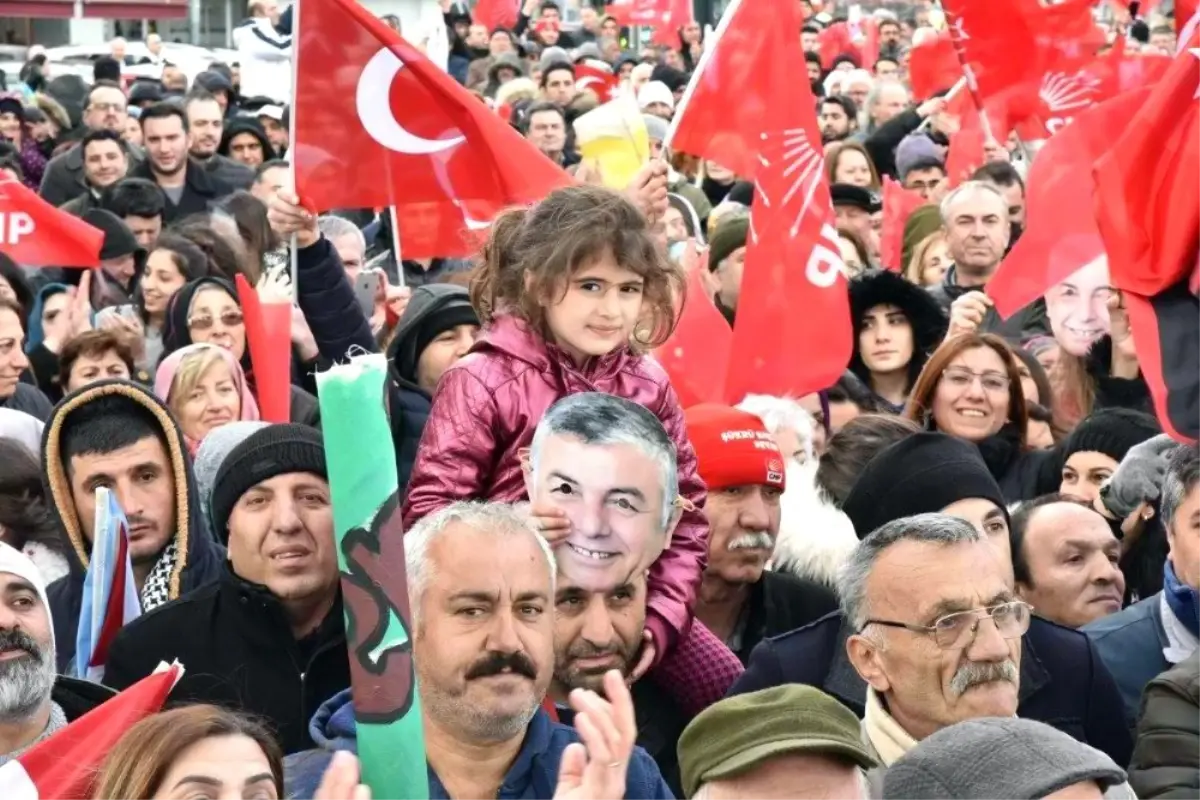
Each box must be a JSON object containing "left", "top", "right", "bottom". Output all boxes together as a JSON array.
[
  {"left": 526, "top": 433, "right": 672, "bottom": 593},
  {"left": 1045, "top": 256, "right": 1112, "bottom": 358}
]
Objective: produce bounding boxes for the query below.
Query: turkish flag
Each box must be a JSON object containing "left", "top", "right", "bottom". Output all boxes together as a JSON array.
[
  {"left": 879, "top": 178, "right": 927, "bottom": 273},
  {"left": 654, "top": 260, "right": 731, "bottom": 408},
  {"left": 704, "top": 0, "right": 851, "bottom": 403},
  {"left": 988, "top": 90, "right": 1142, "bottom": 319},
  {"left": 0, "top": 175, "right": 103, "bottom": 269},
  {"left": 1092, "top": 42, "right": 1199, "bottom": 441},
  {"left": 909, "top": 32, "right": 961, "bottom": 101},
  {"left": 650, "top": 0, "right": 694, "bottom": 47},
  {"left": 472, "top": 0, "right": 518, "bottom": 32},
  {"left": 575, "top": 61, "right": 618, "bottom": 103},
  {"left": 292, "top": 0, "right": 571, "bottom": 260},
  {"left": 0, "top": 663, "right": 183, "bottom": 799}
]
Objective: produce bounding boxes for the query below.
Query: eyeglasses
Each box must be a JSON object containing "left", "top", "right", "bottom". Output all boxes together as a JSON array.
[
  {"left": 943, "top": 367, "right": 1010, "bottom": 393},
  {"left": 861, "top": 600, "right": 1032, "bottom": 650},
  {"left": 88, "top": 103, "right": 127, "bottom": 114},
  {"left": 188, "top": 310, "right": 244, "bottom": 330}
]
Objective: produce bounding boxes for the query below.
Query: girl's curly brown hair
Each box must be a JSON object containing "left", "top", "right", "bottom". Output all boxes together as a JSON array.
[{"left": 470, "top": 184, "right": 684, "bottom": 350}]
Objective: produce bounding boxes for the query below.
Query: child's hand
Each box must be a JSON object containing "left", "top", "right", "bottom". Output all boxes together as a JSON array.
[
  {"left": 627, "top": 629, "right": 656, "bottom": 684},
  {"left": 530, "top": 503, "right": 572, "bottom": 543}
]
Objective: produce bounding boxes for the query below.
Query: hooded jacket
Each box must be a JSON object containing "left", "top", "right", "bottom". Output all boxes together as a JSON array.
[
  {"left": 848, "top": 269, "right": 948, "bottom": 412},
  {"left": 42, "top": 380, "right": 225, "bottom": 673},
  {"left": 385, "top": 284, "right": 477, "bottom": 492},
  {"left": 24, "top": 283, "right": 71, "bottom": 398},
  {"left": 283, "top": 692, "right": 672, "bottom": 800},
  {"left": 218, "top": 117, "right": 276, "bottom": 164},
  {"left": 402, "top": 314, "right": 710, "bottom": 655}
]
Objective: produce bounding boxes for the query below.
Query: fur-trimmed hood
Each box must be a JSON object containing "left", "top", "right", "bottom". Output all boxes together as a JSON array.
[
  {"left": 41, "top": 379, "right": 221, "bottom": 588},
  {"left": 770, "top": 461, "right": 858, "bottom": 589},
  {"left": 847, "top": 269, "right": 949, "bottom": 391}
]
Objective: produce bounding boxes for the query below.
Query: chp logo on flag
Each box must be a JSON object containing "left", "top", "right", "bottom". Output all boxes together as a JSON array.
[
  {"left": 1039, "top": 70, "right": 1102, "bottom": 135},
  {"left": 766, "top": 458, "right": 784, "bottom": 486}
]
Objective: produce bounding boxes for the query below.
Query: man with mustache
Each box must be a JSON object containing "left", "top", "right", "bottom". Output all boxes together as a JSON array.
[
  {"left": 731, "top": 433, "right": 1133, "bottom": 766},
  {"left": 840, "top": 513, "right": 1025, "bottom": 774},
  {"left": 101, "top": 424, "right": 350, "bottom": 755},
  {"left": 283, "top": 501, "right": 671, "bottom": 799},
  {"left": 686, "top": 405, "right": 838, "bottom": 663},
  {"left": 0, "top": 543, "right": 112, "bottom": 763}
]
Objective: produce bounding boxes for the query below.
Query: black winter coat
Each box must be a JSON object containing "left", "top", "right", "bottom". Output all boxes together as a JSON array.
[
  {"left": 729, "top": 570, "right": 840, "bottom": 665},
  {"left": 102, "top": 567, "right": 351, "bottom": 755},
  {"left": 729, "top": 611, "right": 1134, "bottom": 767}
]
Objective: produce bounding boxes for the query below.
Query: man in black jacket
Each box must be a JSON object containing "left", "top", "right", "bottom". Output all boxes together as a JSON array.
[
  {"left": 685, "top": 404, "right": 839, "bottom": 664},
  {"left": 43, "top": 381, "right": 225, "bottom": 672},
  {"left": 130, "top": 102, "right": 236, "bottom": 224},
  {"left": 102, "top": 424, "right": 350, "bottom": 754},
  {"left": 729, "top": 433, "right": 1134, "bottom": 767},
  {"left": 0, "top": 542, "right": 114, "bottom": 762}
]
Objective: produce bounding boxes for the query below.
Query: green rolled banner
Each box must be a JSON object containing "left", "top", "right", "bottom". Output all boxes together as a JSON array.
[{"left": 316, "top": 353, "right": 428, "bottom": 799}]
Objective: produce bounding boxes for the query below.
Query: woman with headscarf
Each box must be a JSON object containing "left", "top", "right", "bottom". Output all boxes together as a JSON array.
[
  {"left": 160, "top": 277, "right": 320, "bottom": 427},
  {"left": 154, "top": 343, "right": 261, "bottom": 456}
]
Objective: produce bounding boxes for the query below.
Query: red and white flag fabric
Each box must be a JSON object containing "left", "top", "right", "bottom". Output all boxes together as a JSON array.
[
  {"left": 987, "top": 89, "right": 1142, "bottom": 319},
  {"left": 471, "top": 0, "right": 518, "bottom": 33},
  {"left": 909, "top": 31, "right": 961, "bottom": 100},
  {"left": 575, "top": 60, "right": 618, "bottom": 103},
  {"left": 670, "top": 0, "right": 851, "bottom": 402},
  {"left": 0, "top": 175, "right": 103, "bottom": 268},
  {"left": 0, "top": 662, "right": 183, "bottom": 799},
  {"left": 1092, "top": 37, "right": 1199, "bottom": 441},
  {"left": 292, "top": 0, "right": 571, "bottom": 259}
]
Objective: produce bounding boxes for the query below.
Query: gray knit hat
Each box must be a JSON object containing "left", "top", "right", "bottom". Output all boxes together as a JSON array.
[
  {"left": 882, "top": 717, "right": 1127, "bottom": 799},
  {"left": 895, "top": 132, "right": 944, "bottom": 181}
]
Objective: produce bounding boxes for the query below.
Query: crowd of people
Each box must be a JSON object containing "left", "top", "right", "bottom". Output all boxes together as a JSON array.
[{"left": 0, "top": 0, "right": 1196, "bottom": 798}]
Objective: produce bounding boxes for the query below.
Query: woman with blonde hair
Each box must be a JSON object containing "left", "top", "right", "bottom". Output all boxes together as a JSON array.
[
  {"left": 825, "top": 141, "right": 881, "bottom": 191},
  {"left": 92, "top": 705, "right": 286, "bottom": 800},
  {"left": 154, "top": 343, "right": 261, "bottom": 456},
  {"left": 904, "top": 230, "right": 952, "bottom": 287}
]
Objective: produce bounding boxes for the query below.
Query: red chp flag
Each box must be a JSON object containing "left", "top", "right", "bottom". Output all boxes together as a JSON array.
[
  {"left": 988, "top": 89, "right": 1144, "bottom": 318},
  {"left": 471, "top": 0, "right": 518, "bottom": 33},
  {"left": 654, "top": 257, "right": 732, "bottom": 408},
  {"left": 292, "top": 0, "right": 571, "bottom": 260},
  {"left": 669, "top": 0, "right": 851, "bottom": 402},
  {"left": 0, "top": 176, "right": 103, "bottom": 268},
  {"left": 1092, "top": 41, "right": 1199, "bottom": 441},
  {"left": 0, "top": 662, "right": 183, "bottom": 799},
  {"left": 879, "top": 178, "right": 926, "bottom": 272},
  {"left": 909, "top": 31, "right": 962, "bottom": 101}
]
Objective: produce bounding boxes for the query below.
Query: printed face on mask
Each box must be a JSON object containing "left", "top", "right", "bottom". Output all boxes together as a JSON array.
[
  {"left": 526, "top": 434, "right": 672, "bottom": 592},
  {"left": 1045, "top": 257, "right": 1112, "bottom": 358},
  {"left": 541, "top": 253, "right": 645, "bottom": 365}
]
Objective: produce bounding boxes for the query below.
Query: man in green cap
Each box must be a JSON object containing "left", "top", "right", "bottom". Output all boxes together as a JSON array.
[
  {"left": 678, "top": 684, "right": 876, "bottom": 798},
  {"left": 701, "top": 215, "right": 750, "bottom": 324}
]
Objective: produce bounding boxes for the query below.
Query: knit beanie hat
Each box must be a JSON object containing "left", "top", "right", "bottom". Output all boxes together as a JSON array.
[
  {"left": 193, "top": 421, "right": 271, "bottom": 513},
  {"left": 685, "top": 404, "right": 786, "bottom": 491},
  {"left": 900, "top": 204, "right": 943, "bottom": 271},
  {"left": 883, "top": 717, "right": 1126, "bottom": 799},
  {"left": 842, "top": 432, "right": 1006, "bottom": 539},
  {"left": 209, "top": 424, "right": 328, "bottom": 541},
  {"left": 707, "top": 216, "right": 750, "bottom": 272},
  {"left": 895, "top": 133, "right": 944, "bottom": 181},
  {"left": 84, "top": 209, "right": 141, "bottom": 261},
  {"left": 1062, "top": 408, "right": 1161, "bottom": 465},
  {"left": 0, "top": 541, "right": 51, "bottom": 644},
  {"left": 412, "top": 303, "right": 480, "bottom": 365}
]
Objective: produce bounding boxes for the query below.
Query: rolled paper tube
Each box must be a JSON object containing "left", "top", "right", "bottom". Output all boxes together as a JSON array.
[
  {"left": 235, "top": 274, "right": 292, "bottom": 423},
  {"left": 316, "top": 353, "right": 428, "bottom": 799}
]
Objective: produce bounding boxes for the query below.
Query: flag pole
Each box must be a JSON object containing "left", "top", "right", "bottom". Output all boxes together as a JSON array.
[
  {"left": 288, "top": 0, "right": 302, "bottom": 292},
  {"left": 389, "top": 205, "right": 404, "bottom": 287}
]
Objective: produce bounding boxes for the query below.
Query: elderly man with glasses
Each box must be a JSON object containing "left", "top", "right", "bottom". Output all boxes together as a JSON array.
[{"left": 839, "top": 512, "right": 1030, "bottom": 777}]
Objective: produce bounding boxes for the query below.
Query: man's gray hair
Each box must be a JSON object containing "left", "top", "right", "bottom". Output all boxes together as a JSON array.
[
  {"left": 405, "top": 501, "right": 556, "bottom": 623},
  {"left": 838, "top": 513, "right": 983, "bottom": 629},
  {"left": 1160, "top": 443, "right": 1199, "bottom": 533},
  {"left": 939, "top": 180, "right": 1006, "bottom": 226},
  {"left": 529, "top": 392, "right": 678, "bottom": 530},
  {"left": 866, "top": 77, "right": 908, "bottom": 112},
  {"left": 317, "top": 215, "right": 366, "bottom": 254}
]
